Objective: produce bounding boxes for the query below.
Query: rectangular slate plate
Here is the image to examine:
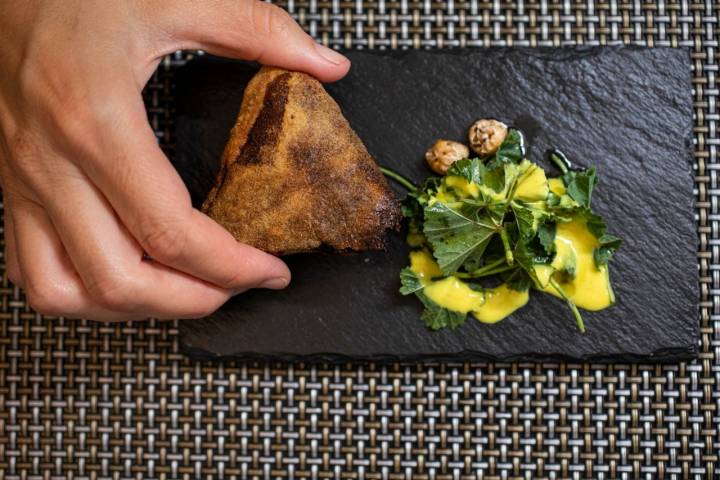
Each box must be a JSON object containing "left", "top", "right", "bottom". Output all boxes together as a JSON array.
[{"left": 174, "top": 47, "right": 698, "bottom": 362}]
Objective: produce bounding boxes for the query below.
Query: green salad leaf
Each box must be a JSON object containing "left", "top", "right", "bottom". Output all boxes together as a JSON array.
[
  {"left": 493, "top": 128, "right": 525, "bottom": 164},
  {"left": 399, "top": 268, "right": 466, "bottom": 330},
  {"left": 580, "top": 209, "right": 623, "bottom": 266},
  {"left": 502, "top": 268, "right": 533, "bottom": 292},
  {"left": 448, "top": 158, "right": 488, "bottom": 185},
  {"left": 512, "top": 201, "right": 549, "bottom": 241},
  {"left": 423, "top": 201, "right": 501, "bottom": 274},
  {"left": 537, "top": 222, "right": 556, "bottom": 255},
  {"left": 419, "top": 291, "right": 467, "bottom": 330},
  {"left": 399, "top": 267, "right": 424, "bottom": 295},
  {"left": 563, "top": 167, "right": 598, "bottom": 208}
]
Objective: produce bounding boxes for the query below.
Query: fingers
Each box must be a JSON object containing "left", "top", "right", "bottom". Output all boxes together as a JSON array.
[
  {"left": 153, "top": 0, "right": 349, "bottom": 82},
  {"left": 3, "top": 206, "right": 23, "bottom": 287},
  {"left": 73, "top": 93, "right": 290, "bottom": 293},
  {"left": 10, "top": 196, "right": 138, "bottom": 321},
  {"left": 10, "top": 183, "right": 235, "bottom": 321},
  {"left": 38, "top": 168, "right": 236, "bottom": 319}
]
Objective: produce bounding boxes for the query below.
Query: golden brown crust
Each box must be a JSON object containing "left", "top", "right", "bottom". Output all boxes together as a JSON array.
[{"left": 202, "top": 66, "right": 401, "bottom": 255}]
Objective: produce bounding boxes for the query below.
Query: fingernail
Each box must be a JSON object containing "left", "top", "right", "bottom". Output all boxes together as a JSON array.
[
  {"left": 314, "top": 43, "right": 347, "bottom": 66},
  {"left": 259, "top": 277, "right": 290, "bottom": 290}
]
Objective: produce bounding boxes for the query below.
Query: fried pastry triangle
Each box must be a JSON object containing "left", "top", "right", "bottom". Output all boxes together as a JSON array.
[{"left": 202, "top": 67, "right": 401, "bottom": 255}]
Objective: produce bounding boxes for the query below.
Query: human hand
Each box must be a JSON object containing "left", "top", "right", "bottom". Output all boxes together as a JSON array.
[{"left": 0, "top": 0, "right": 350, "bottom": 321}]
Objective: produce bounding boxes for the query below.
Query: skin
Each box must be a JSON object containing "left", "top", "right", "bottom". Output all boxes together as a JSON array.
[{"left": 0, "top": 0, "right": 350, "bottom": 321}]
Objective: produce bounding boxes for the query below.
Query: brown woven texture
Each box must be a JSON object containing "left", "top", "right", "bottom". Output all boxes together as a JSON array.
[{"left": 2, "top": 1, "right": 719, "bottom": 479}]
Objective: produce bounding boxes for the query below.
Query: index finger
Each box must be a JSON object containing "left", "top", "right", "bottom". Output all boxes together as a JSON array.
[{"left": 71, "top": 93, "right": 290, "bottom": 291}]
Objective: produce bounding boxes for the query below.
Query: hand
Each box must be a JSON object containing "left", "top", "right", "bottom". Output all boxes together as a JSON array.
[{"left": 0, "top": 0, "right": 350, "bottom": 321}]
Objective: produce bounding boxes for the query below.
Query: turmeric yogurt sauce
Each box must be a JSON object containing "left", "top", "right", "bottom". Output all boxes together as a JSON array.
[
  {"left": 407, "top": 164, "right": 613, "bottom": 324},
  {"left": 539, "top": 219, "right": 614, "bottom": 310},
  {"left": 409, "top": 250, "right": 529, "bottom": 324}
]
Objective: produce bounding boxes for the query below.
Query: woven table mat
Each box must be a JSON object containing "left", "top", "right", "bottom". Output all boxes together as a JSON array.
[{"left": 1, "top": 1, "right": 718, "bottom": 479}]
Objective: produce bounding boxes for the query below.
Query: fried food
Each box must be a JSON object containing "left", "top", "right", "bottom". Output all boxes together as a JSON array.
[{"left": 202, "top": 67, "right": 401, "bottom": 255}]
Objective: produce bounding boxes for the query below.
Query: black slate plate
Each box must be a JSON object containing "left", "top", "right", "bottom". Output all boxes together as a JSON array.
[{"left": 173, "top": 48, "right": 698, "bottom": 362}]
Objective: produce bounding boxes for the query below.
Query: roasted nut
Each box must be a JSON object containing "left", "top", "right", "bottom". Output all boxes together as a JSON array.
[
  {"left": 425, "top": 140, "right": 470, "bottom": 175},
  {"left": 468, "top": 119, "right": 508, "bottom": 156}
]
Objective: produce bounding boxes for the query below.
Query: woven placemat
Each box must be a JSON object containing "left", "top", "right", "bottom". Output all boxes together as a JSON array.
[{"left": 1, "top": 1, "right": 718, "bottom": 479}]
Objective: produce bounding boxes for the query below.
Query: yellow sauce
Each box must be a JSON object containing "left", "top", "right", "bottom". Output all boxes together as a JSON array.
[
  {"left": 409, "top": 250, "right": 444, "bottom": 281},
  {"left": 410, "top": 250, "right": 484, "bottom": 312},
  {"left": 532, "top": 264, "right": 554, "bottom": 288},
  {"left": 480, "top": 185, "right": 508, "bottom": 202},
  {"left": 431, "top": 188, "right": 455, "bottom": 204},
  {"left": 540, "top": 219, "right": 614, "bottom": 310},
  {"left": 409, "top": 250, "right": 529, "bottom": 322},
  {"left": 548, "top": 178, "right": 566, "bottom": 196},
  {"left": 425, "top": 278, "right": 484, "bottom": 313},
  {"left": 514, "top": 164, "right": 549, "bottom": 201},
  {"left": 445, "top": 176, "right": 480, "bottom": 198},
  {"left": 473, "top": 284, "right": 529, "bottom": 323},
  {"left": 406, "top": 165, "right": 615, "bottom": 327}
]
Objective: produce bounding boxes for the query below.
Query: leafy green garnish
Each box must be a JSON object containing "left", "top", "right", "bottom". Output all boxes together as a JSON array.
[
  {"left": 537, "top": 222, "right": 556, "bottom": 255},
  {"left": 502, "top": 268, "right": 533, "bottom": 292},
  {"left": 423, "top": 201, "right": 500, "bottom": 274},
  {"left": 418, "top": 291, "right": 466, "bottom": 330},
  {"left": 563, "top": 168, "right": 598, "bottom": 208},
  {"left": 447, "top": 158, "right": 487, "bottom": 185},
  {"left": 512, "top": 201, "right": 550, "bottom": 241},
  {"left": 399, "top": 268, "right": 466, "bottom": 329},
  {"left": 513, "top": 236, "right": 553, "bottom": 286},
  {"left": 581, "top": 209, "right": 623, "bottom": 266},
  {"left": 395, "top": 130, "right": 621, "bottom": 332},
  {"left": 550, "top": 152, "right": 598, "bottom": 209},
  {"left": 399, "top": 267, "right": 424, "bottom": 295},
  {"left": 493, "top": 128, "right": 525, "bottom": 164}
]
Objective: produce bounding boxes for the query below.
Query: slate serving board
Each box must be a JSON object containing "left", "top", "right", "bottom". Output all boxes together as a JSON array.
[{"left": 174, "top": 47, "right": 698, "bottom": 362}]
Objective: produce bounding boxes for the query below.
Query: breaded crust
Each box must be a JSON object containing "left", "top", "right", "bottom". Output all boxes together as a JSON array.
[{"left": 202, "top": 67, "right": 401, "bottom": 255}]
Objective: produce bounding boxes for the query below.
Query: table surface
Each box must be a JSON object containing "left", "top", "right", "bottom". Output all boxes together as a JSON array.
[{"left": 1, "top": 1, "right": 718, "bottom": 479}]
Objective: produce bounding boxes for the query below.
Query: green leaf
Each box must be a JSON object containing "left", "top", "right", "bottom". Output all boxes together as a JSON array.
[
  {"left": 512, "top": 206, "right": 538, "bottom": 240},
  {"left": 512, "top": 201, "right": 549, "bottom": 241},
  {"left": 449, "top": 158, "right": 506, "bottom": 196},
  {"left": 513, "top": 237, "right": 553, "bottom": 286},
  {"left": 482, "top": 162, "right": 507, "bottom": 193},
  {"left": 562, "top": 167, "right": 598, "bottom": 208},
  {"left": 546, "top": 191, "right": 580, "bottom": 214},
  {"left": 398, "top": 268, "right": 467, "bottom": 330},
  {"left": 423, "top": 201, "right": 501, "bottom": 274},
  {"left": 576, "top": 209, "right": 622, "bottom": 267},
  {"left": 447, "top": 158, "right": 487, "bottom": 185},
  {"left": 502, "top": 268, "right": 532, "bottom": 292},
  {"left": 582, "top": 209, "right": 607, "bottom": 238},
  {"left": 594, "top": 234, "right": 622, "bottom": 266},
  {"left": 417, "top": 291, "right": 467, "bottom": 330},
  {"left": 462, "top": 237, "right": 504, "bottom": 272},
  {"left": 476, "top": 159, "right": 528, "bottom": 203},
  {"left": 538, "top": 222, "right": 556, "bottom": 255},
  {"left": 420, "top": 176, "right": 442, "bottom": 193},
  {"left": 514, "top": 239, "right": 553, "bottom": 269},
  {"left": 399, "top": 268, "right": 424, "bottom": 295},
  {"left": 401, "top": 194, "right": 429, "bottom": 248},
  {"left": 493, "top": 128, "right": 525, "bottom": 164},
  {"left": 461, "top": 248, "right": 488, "bottom": 273},
  {"left": 401, "top": 194, "right": 421, "bottom": 219}
]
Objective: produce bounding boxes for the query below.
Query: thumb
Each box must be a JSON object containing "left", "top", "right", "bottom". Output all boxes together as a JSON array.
[{"left": 154, "top": 0, "right": 350, "bottom": 82}]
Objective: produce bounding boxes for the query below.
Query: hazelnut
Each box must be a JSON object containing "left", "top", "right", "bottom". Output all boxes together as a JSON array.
[
  {"left": 468, "top": 119, "right": 508, "bottom": 156},
  {"left": 425, "top": 140, "right": 470, "bottom": 175}
]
